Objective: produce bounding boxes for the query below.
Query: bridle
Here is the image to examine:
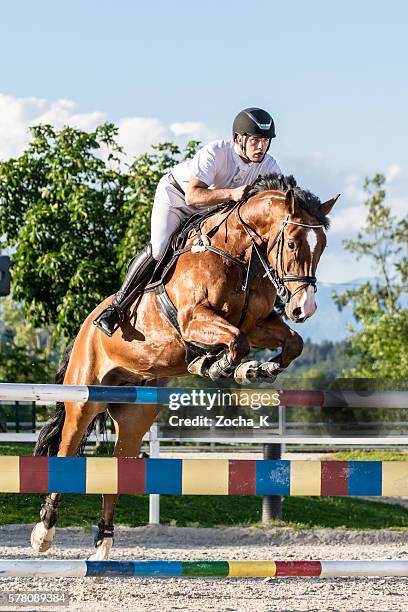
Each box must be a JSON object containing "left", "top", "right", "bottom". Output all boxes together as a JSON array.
[
  {"left": 189, "top": 197, "right": 325, "bottom": 307},
  {"left": 237, "top": 205, "right": 325, "bottom": 304}
]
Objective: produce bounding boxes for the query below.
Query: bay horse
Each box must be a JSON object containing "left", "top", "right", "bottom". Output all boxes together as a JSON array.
[{"left": 32, "top": 174, "right": 338, "bottom": 559}]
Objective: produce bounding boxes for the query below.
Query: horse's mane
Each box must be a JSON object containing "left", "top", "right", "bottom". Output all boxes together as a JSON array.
[{"left": 247, "top": 173, "right": 330, "bottom": 230}]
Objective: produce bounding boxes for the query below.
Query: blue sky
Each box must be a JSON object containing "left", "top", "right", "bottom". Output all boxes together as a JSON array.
[{"left": 0, "top": 0, "right": 407, "bottom": 282}]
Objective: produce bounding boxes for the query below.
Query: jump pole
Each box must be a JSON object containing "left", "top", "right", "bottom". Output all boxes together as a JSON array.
[
  {"left": 0, "top": 383, "right": 407, "bottom": 408},
  {"left": 3, "top": 456, "right": 408, "bottom": 496},
  {"left": 1, "top": 560, "right": 408, "bottom": 578}
]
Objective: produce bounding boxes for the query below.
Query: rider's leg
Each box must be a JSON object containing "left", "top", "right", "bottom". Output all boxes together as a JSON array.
[
  {"left": 93, "top": 177, "right": 188, "bottom": 336},
  {"left": 150, "top": 177, "right": 189, "bottom": 259},
  {"left": 93, "top": 244, "right": 157, "bottom": 336}
]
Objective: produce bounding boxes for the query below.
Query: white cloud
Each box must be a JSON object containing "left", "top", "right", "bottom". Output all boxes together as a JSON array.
[
  {"left": 170, "top": 121, "right": 217, "bottom": 143},
  {"left": 342, "top": 169, "right": 407, "bottom": 220},
  {"left": 29, "top": 98, "right": 105, "bottom": 132},
  {"left": 116, "top": 116, "right": 170, "bottom": 158},
  {"left": 0, "top": 94, "right": 106, "bottom": 159},
  {"left": 330, "top": 204, "right": 367, "bottom": 234},
  {"left": 0, "top": 93, "right": 218, "bottom": 162},
  {"left": 387, "top": 195, "right": 408, "bottom": 218},
  {"left": 116, "top": 118, "right": 218, "bottom": 159},
  {"left": 386, "top": 163, "right": 401, "bottom": 183},
  {"left": 343, "top": 173, "right": 366, "bottom": 204}
]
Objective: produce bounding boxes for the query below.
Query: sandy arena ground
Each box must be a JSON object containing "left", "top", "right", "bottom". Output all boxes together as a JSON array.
[{"left": 1, "top": 525, "right": 408, "bottom": 612}]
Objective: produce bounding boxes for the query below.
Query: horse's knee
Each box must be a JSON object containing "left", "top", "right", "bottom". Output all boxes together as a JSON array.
[
  {"left": 278, "top": 332, "right": 303, "bottom": 369},
  {"left": 287, "top": 332, "right": 304, "bottom": 358},
  {"left": 231, "top": 332, "right": 250, "bottom": 363}
]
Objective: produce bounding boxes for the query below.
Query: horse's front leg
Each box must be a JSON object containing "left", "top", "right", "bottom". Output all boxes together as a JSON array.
[
  {"left": 31, "top": 402, "right": 101, "bottom": 553},
  {"left": 89, "top": 403, "right": 159, "bottom": 561},
  {"left": 179, "top": 303, "right": 250, "bottom": 380},
  {"left": 237, "top": 311, "right": 304, "bottom": 382}
]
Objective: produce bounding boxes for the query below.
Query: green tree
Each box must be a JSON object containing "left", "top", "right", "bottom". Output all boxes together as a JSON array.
[
  {"left": 334, "top": 174, "right": 408, "bottom": 377},
  {"left": 0, "top": 298, "right": 56, "bottom": 382},
  {"left": 0, "top": 123, "right": 199, "bottom": 339},
  {"left": 0, "top": 123, "right": 127, "bottom": 339}
]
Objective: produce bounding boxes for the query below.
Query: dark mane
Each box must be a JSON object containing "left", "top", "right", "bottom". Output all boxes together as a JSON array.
[{"left": 247, "top": 173, "right": 330, "bottom": 229}]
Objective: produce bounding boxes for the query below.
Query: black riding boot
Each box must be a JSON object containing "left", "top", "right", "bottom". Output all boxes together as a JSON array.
[{"left": 93, "top": 244, "right": 156, "bottom": 337}]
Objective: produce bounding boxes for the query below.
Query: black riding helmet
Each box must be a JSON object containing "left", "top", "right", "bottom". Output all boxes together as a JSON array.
[{"left": 233, "top": 107, "right": 276, "bottom": 162}]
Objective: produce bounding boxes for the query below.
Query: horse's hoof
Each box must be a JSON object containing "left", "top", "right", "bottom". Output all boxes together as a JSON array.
[
  {"left": 258, "top": 360, "right": 281, "bottom": 381},
  {"left": 187, "top": 354, "right": 212, "bottom": 377},
  {"left": 206, "top": 350, "right": 235, "bottom": 381},
  {"left": 30, "top": 522, "right": 56, "bottom": 553},
  {"left": 88, "top": 537, "right": 113, "bottom": 561},
  {"left": 234, "top": 360, "right": 259, "bottom": 385}
]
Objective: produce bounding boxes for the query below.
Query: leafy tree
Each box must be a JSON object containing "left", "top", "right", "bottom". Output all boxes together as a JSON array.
[
  {"left": 0, "top": 124, "right": 199, "bottom": 339},
  {"left": 0, "top": 123, "right": 126, "bottom": 338},
  {"left": 0, "top": 298, "right": 56, "bottom": 383},
  {"left": 334, "top": 174, "right": 408, "bottom": 377}
]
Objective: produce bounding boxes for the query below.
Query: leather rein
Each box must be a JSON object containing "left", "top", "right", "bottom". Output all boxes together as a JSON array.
[{"left": 193, "top": 198, "right": 324, "bottom": 305}]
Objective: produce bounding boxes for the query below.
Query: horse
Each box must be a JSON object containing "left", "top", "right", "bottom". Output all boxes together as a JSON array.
[{"left": 31, "top": 173, "right": 338, "bottom": 559}]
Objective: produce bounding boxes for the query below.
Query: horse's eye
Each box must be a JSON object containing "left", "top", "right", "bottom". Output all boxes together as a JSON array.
[{"left": 288, "top": 242, "right": 296, "bottom": 250}]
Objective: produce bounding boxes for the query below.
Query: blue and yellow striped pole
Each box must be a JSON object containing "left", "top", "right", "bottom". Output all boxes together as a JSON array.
[{"left": 1, "top": 457, "right": 408, "bottom": 496}]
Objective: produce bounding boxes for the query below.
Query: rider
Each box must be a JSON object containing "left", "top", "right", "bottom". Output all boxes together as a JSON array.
[{"left": 94, "top": 107, "right": 282, "bottom": 336}]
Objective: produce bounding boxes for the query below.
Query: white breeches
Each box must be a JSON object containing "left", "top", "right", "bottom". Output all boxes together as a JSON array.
[{"left": 150, "top": 175, "right": 192, "bottom": 259}]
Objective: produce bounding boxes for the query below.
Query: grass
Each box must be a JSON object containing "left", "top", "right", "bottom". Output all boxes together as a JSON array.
[
  {"left": 1, "top": 444, "right": 408, "bottom": 529},
  {"left": 1, "top": 493, "right": 408, "bottom": 530},
  {"left": 0, "top": 443, "right": 35, "bottom": 455},
  {"left": 331, "top": 449, "right": 408, "bottom": 461}
]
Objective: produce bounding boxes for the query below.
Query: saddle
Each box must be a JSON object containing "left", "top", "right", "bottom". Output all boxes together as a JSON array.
[
  {"left": 140, "top": 202, "right": 235, "bottom": 364},
  {"left": 145, "top": 201, "right": 235, "bottom": 291}
]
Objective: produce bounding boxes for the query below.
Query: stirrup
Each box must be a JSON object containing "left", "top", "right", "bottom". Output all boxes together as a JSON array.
[
  {"left": 107, "top": 303, "right": 126, "bottom": 325},
  {"left": 93, "top": 304, "right": 123, "bottom": 337}
]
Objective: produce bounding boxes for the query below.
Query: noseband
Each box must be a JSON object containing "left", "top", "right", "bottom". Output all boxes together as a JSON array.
[{"left": 238, "top": 207, "right": 324, "bottom": 304}]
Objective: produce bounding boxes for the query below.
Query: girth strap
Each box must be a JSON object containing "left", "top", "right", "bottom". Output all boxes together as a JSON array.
[{"left": 155, "top": 284, "right": 181, "bottom": 333}]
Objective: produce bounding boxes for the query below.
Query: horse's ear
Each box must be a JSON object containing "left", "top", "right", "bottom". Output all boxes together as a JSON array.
[
  {"left": 285, "top": 189, "right": 297, "bottom": 215},
  {"left": 321, "top": 194, "right": 340, "bottom": 216}
]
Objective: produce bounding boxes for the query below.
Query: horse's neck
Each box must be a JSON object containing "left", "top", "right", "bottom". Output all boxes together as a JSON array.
[
  {"left": 205, "top": 193, "right": 285, "bottom": 258},
  {"left": 203, "top": 208, "right": 252, "bottom": 259}
]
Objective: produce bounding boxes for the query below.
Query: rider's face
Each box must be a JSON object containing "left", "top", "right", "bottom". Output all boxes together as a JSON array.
[{"left": 236, "top": 134, "right": 270, "bottom": 162}]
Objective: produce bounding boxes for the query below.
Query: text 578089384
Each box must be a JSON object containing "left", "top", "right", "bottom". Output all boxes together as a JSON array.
[{"left": 0, "top": 591, "right": 69, "bottom": 607}]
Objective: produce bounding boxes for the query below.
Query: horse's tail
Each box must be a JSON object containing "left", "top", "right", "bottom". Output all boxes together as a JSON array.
[
  {"left": 34, "top": 337, "right": 107, "bottom": 457},
  {"left": 34, "top": 340, "right": 75, "bottom": 456}
]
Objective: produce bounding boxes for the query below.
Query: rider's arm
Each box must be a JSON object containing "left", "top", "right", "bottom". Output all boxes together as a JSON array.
[{"left": 185, "top": 177, "right": 247, "bottom": 207}]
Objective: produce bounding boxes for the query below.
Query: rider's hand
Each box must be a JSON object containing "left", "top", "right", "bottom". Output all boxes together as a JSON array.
[{"left": 230, "top": 185, "right": 250, "bottom": 202}]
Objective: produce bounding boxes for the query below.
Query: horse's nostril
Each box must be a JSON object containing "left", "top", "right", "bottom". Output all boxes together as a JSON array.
[{"left": 292, "top": 307, "right": 302, "bottom": 319}]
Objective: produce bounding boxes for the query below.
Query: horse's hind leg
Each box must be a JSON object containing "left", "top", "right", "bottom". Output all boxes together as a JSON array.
[
  {"left": 31, "top": 401, "right": 103, "bottom": 553},
  {"left": 180, "top": 304, "right": 250, "bottom": 379},
  {"left": 89, "top": 402, "right": 160, "bottom": 561},
  {"left": 236, "top": 311, "right": 304, "bottom": 383}
]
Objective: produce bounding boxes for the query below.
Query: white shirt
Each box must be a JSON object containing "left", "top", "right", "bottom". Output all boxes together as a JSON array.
[{"left": 171, "top": 139, "right": 281, "bottom": 193}]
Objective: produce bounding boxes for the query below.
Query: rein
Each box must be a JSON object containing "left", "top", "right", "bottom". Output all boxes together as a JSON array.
[
  {"left": 263, "top": 214, "right": 324, "bottom": 303},
  {"left": 198, "top": 198, "right": 324, "bottom": 305}
]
